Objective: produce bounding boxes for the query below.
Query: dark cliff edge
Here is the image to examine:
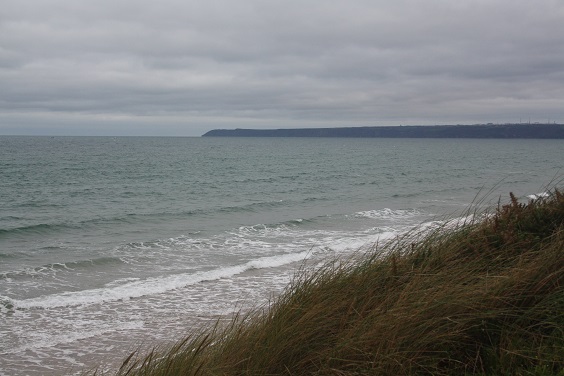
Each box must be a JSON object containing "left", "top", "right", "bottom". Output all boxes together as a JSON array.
[{"left": 202, "top": 123, "right": 564, "bottom": 138}]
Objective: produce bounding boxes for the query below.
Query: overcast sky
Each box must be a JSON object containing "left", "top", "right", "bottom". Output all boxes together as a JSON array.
[{"left": 1, "top": 0, "right": 563, "bottom": 136}]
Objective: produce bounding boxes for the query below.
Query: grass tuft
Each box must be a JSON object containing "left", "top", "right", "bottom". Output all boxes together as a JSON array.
[{"left": 87, "top": 188, "right": 564, "bottom": 375}]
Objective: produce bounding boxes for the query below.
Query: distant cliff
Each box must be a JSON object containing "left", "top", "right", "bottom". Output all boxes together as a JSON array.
[{"left": 202, "top": 123, "right": 564, "bottom": 138}]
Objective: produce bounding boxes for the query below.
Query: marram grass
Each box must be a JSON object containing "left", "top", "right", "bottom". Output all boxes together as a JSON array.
[{"left": 88, "top": 190, "right": 564, "bottom": 376}]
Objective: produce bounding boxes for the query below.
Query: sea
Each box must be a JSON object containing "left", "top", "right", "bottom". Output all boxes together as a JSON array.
[{"left": 0, "top": 136, "right": 562, "bottom": 375}]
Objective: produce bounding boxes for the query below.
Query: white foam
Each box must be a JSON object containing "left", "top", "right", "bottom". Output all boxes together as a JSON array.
[
  {"left": 322, "top": 230, "right": 397, "bottom": 253},
  {"left": 8, "top": 251, "right": 312, "bottom": 310},
  {"left": 0, "top": 295, "right": 15, "bottom": 313},
  {"left": 353, "top": 208, "right": 421, "bottom": 220},
  {"left": 104, "top": 277, "right": 141, "bottom": 288},
  {"left": 1, "top": 320, "right": 144, "bottom": 355},
  {"left": 527, "top": 192, "right": 550, "bottom": 200}
]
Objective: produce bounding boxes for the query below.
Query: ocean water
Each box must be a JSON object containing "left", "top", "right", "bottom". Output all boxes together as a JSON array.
[{"left": 0, "top": 136, "right": 562, "bottom": 375}]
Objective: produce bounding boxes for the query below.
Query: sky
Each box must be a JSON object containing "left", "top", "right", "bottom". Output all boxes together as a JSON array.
[{"left": 1, "top": 0, "right": 563, "bottom": 136}]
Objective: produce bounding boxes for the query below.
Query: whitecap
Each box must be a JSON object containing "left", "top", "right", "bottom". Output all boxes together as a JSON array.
[
  {"left": 527, "top": 192, "right": 550, "bottom": 200},
  {"left": 8, "top": 251, "right": 312, "bottom": 310},
  {"left": 353, "top": 208, "right": 421, "bottom": 220}
]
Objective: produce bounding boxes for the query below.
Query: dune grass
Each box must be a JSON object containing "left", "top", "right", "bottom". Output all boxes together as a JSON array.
[{"left": 90, "top": 189, "right": 564, "bottom": 375}]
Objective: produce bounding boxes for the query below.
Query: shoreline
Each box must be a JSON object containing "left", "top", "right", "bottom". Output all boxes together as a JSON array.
[
  {"left": 202, "top": 123, "right": 564, "bottom": 138},
  {"left": 85, "top": 189, "right": 564, "bottom": 375}
]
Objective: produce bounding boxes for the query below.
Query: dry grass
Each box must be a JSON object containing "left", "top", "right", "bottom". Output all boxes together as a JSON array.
[{"left": 88, "top": 189, "right": 564, "bottom": 375}]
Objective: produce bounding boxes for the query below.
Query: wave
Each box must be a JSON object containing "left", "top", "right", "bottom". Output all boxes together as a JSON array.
[
  {"left": 0, "top": 200, "right": 300, "bottom": 239},
  {"left": 234, "top": 208, "right": 420, "bottom": 235},
  {"left": 352, "top": 208, "right": 423, "bottom": 221},
  {"left": 0, "top": 210, "right": 198, "bottom": 238},
  {"left": 0, "top": 195, "right": 343, "bottom": 242},
  {"left": 0, "top": 223, "right": 71, "bottom": 238},
  {"left": 235, "top": 217, "right": 314, "bottom": 233},
  {"left": 234, "top": 220, "right": 399, "bottom": 255},
  {"left": 527, "top": 191, "right": 550, "bottom": 200},
  {"left": 217, "top": 200, "right": 288, "bottom": 214},
  {"left": 0, "top": 318, "right": 144, "bottom": 355},
  {"left": 10, "top": 201, "right": 66, "bottom": 209},
  {"left": 2, "top": 251, "right": 312, "bottom": 311},
  {"left": 0, "top": 252, "right": 16, "bottom": 259},
  {"left": 1, "top": 256, "right": 124, "bottom": 281}
]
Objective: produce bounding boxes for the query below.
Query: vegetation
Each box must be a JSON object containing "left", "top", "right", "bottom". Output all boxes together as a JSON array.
[{"left": 89, "top": 189, "right": 564, "bottom": 375}]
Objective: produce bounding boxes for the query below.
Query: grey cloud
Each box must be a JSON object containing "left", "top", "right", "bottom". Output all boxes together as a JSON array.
[{"left": 1, "top": 0, "right": 563, "bottom": 135}]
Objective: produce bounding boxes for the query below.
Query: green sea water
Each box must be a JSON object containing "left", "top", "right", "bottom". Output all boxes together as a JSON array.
[{"left": 0, "top": 136, "right": 562, "bottom": 375}]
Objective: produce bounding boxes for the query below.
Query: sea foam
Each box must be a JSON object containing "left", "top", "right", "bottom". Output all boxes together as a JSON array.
[{"left": 6, "top": 251, "right": 312, "bottom": 310}]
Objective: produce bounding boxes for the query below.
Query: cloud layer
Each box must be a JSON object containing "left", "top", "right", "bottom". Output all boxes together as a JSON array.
[{"left": 1, "top": 0, "right": 563, "bottom": 135}]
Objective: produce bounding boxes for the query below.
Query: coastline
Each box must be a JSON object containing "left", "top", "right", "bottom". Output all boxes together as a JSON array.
[
  {"left": 85, "top": 189, "right": 564, "bottom": 375},
  {"left": 202, "top": 123, "right": 564, "bottom": 138}
]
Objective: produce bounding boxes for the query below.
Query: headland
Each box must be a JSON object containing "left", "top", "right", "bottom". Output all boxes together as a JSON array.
[{"left": 202, "top": 123, "right": 564, "bottom": 138}]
